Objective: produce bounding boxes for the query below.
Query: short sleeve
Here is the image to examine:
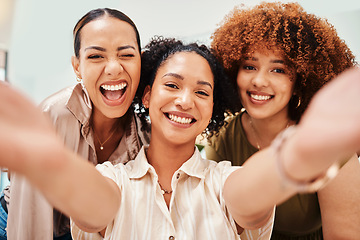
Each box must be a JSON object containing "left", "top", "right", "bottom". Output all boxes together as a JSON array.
[
  {"left": 70, "top": 220, "right": 104, "bottom": 240},
  {"left": 240, "top": 207, "right": 275, "bottom": 240},
  {"left": 95, "top": 161, "right": 123, "bottom": 183}
]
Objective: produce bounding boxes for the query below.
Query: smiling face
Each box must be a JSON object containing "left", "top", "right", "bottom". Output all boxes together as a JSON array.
[
  {"left": 71, "top": 16, "right": 141, "bottom": 120},
  {"left": 237, "top": 48, "right": 295, "bottom": 121},
  {"left": 143, "top": 52, "right": 214, "bottom": 147}
]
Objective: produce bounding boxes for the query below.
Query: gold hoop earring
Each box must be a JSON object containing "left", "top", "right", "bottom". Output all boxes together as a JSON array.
[
  {"left": 76, "top": 76, "right": 82, "bottom": 82},
  {"left": 296, "top": 96, "right": 301, "bottom": 108}
]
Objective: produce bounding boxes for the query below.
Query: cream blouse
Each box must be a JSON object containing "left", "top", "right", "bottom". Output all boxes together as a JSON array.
[{"left": 72, "top": 146, "right": 274, "bottom": 240}]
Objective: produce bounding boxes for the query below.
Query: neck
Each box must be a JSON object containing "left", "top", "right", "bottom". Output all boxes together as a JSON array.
[
  {"left": 91, "top": 110, "right": 127, "bottom": 163},
  {"left": 146, "top": 132, "right": 197, "bottom": 209},
  {"left": 92, "top": 111, "right": 125, "bottom": 136},
  {"left": 244, "top": 111, "right": 292, "bottom": 149},
  {"left": 146, "top": 136, "right": 196, "bottom": 181}
]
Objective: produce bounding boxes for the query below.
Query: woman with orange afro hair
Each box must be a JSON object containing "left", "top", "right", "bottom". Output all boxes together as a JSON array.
[{"left": 206, "top": 2, "right": 360, "bottom": 239}]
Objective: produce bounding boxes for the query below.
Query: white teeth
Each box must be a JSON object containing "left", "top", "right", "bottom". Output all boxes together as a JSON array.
[
  {"left": 101, "top": 83, "right": 127, "bottom": 91},
  {"left": 250, "top": 94, "right": 271, "bottom": 101},
  {"left": 168, "top": 114, "right": 192, "bottom": 124}
]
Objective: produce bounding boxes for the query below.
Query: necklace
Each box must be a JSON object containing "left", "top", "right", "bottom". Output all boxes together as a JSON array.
[
  {"left": 158, "top": 181, "right": 172, "bottom": 195},
  {"left": 94, "top": 128, "right": 117, "bottom": 151},
  {"left": 249, "top": 117, "right": 290, "bottom": 150},
  {"left": 249, "top": 117, "right": 261, "bottom": 150}
]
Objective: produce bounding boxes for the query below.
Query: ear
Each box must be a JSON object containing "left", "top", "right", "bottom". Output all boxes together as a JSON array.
[
  {"left": 142, "top": 85, "right": 151, "bottom": 108},
  {"left": 71, "top": 55, "right": 81, "bottom": 79}
]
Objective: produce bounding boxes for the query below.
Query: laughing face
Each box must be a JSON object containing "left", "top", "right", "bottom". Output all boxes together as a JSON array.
[
  {"left": 71, "top": 16, "right": 141, "bottom": 120},
  {"left": 143, "top": 52, "right": 214, "bottom": 146},
  {"left": 237, "top": 48, "right": 295, "bottom": 121}
]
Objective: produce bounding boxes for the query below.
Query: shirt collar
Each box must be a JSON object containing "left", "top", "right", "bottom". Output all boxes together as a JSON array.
[
  {"left": 128, "top": 146, "right": 207, "bottom": 180},
  {"left": 66, "top": 83, "right": 92, "bottom": 126},
  {"left": 64, "top": 83, "right": 150, "bottom": 164}
]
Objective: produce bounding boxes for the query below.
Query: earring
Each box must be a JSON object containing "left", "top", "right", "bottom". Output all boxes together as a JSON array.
[
  {"left": 76, "top": 76, "right": 82, "bottom": 82},
  {"left": 296, "top": 96, "right": 301, "bottom": 108}
]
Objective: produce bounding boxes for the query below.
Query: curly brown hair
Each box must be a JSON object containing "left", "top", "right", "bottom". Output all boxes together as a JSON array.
[{"left": 211, "top": 2, "right": 356, "bottom": 122}]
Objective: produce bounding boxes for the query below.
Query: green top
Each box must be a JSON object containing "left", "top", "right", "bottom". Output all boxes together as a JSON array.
[{"left": 205, "top": 112, "right": 323, "bottom": 240}]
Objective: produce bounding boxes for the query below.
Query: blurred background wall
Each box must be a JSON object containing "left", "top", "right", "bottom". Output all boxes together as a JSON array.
[{"left": 0, "top": 0, "right": 359, "bottom": 103}]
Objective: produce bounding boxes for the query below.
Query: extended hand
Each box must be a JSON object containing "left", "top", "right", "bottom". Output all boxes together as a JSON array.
[{"left": 0, "top": 82, "right": 59, "bottom": 173}]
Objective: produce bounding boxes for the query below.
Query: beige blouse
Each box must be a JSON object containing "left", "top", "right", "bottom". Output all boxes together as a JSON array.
[
  {"left": 72, "top": 146, "right": 275, "bottom": 240},
  {"left": 7, "top": 84, "right": 150, "bottom": 240}
]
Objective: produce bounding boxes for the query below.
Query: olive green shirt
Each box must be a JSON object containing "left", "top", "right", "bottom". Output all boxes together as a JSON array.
[{"left": 205, "top": 112, "right": 323, "bottom": 240}]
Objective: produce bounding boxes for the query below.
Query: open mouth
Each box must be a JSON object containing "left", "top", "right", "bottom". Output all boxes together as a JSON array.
[
  {"left": 166, "top": 113, "right": 196, "bottom": 124},
  {"left": 100, "top": 83, "right": 127, "bottom": 101}
]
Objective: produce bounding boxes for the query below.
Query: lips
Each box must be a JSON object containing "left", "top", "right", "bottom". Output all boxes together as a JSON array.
[{"left": 100, "top": 83, "right": 127, "bottom": 101}]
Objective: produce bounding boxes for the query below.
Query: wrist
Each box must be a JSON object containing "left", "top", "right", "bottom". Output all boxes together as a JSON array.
[{"left": 272, "top": 126, "right": 339, "bottom": 193}]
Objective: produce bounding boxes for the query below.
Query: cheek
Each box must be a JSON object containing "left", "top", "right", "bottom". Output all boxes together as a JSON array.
[
  {"left": 236, "top": 73, "right": 248, "bottom": 92},
  {"left": 126, "top": 59, "right": 141, "bottom": 79},
  {"left": 202, "top": 100, "right": 214, "bottom": 120},
  {"left": 82, "top": 74, "right": 98, "bottom": 92},
  {"left": 80, "top": 63, "right": 99, "bottom": 83},
  {"left": 281, "top": 81, "right": 295, "bottom": 98}
]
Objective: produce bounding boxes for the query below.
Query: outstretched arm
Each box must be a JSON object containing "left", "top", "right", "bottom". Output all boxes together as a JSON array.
[
  {"left": 224, "top": 67, "right": 360, "bottom": 229},
  {"left": 0, "top": 82, "right": 120, "bottom": 232}
]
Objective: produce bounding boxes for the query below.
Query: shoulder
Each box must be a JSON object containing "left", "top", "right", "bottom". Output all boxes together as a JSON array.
[
  {"left": 205, "top": 114, "right": 242, "bottom": 157},
  {"left": 40, "top": 84, "right": 89, "bottom": 125},
  {"left": 207, "top": 159, "right": 240, "bottom": 177},
  {"left": 211, "top": 114, "right": 242, "bottom": 144},
  {"left": 95, "top": 161, "right": 126, "bottom": 183},
  {"left": 40, "top": 85, "right": 75, "bottom": 113},
  {"left": 200, "top": 154, "right": 239, "bottom": 182}
]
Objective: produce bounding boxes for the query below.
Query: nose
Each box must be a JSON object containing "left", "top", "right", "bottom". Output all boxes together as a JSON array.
[
  {"left": 104, "top": 58, "right": 124, "bottom": 77},
  {"left": 174, "top": 89, "right": 195, "bottom": 110},
  {"left": 251, "top": 70, "right": 269, "bottom": 88}
]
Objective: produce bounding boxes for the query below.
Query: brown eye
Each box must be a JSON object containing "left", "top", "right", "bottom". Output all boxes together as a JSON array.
[
  {"left": 196, "top": 91, "right": 209, "bottom": 97},
  {"left": 88, "top": 55, "right": 103, "bottom": 59},
  {"left": 120, "top": 54, "right": 135, "bottom": 57},
  {"left": 243, "top": 65, "right": 255, "bottom": 70},
  {"left": 273, "top": 68, "right": 285, "bottom": 74},
  {"left": 165, "top": 83, "right": 178, "bottom": 89}
]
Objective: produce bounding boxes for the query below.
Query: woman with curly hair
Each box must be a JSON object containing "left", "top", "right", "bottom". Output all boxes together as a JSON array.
[
  {"left": 2, "top": 36, "right": 360, "bottom": 239},
  {"left": 206, "top": 2, "right": 360, "bottom": 239}
]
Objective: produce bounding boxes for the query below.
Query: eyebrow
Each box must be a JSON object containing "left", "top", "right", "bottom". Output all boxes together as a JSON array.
[
  {"left": 162, "top": 72, "right": 184, "bottom": 80},
  {"left": 84, "top": 45, "right": 136, "bottom": 52},
  {"left": 244, "top": 56, "right": 285, "bottom": 64},
  {"left": 197, "top": 80, "right": 213, "bottom": 89},
  {"left": 162, "top": 73, "right": 213, "bottom": 89}
]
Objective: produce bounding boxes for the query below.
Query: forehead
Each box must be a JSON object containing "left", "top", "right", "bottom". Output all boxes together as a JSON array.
[
  {"left": 158, "top": 52, "right": 214, "bottom": 83},
  {"left": 80, "top": 16, "right": 138, "bottom": 50}
]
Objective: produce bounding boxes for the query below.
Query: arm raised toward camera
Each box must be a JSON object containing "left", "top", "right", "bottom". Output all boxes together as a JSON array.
[
  {"left": 0, "top": 83, "right": 120, "bottom": 232},
  {"left": 224, "top": 67, "right": 360, "bottom": 230}
]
